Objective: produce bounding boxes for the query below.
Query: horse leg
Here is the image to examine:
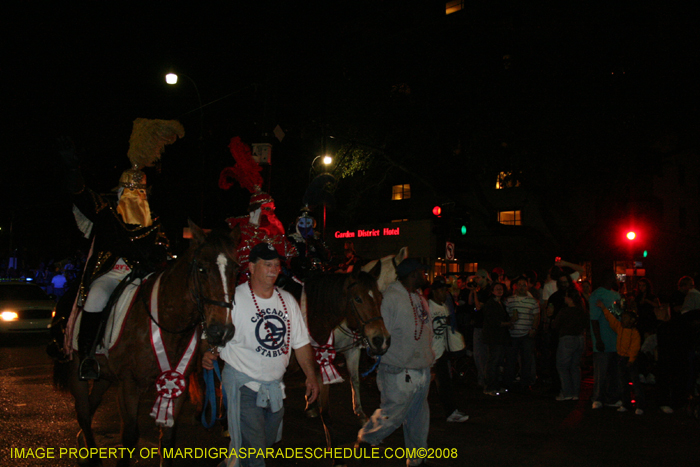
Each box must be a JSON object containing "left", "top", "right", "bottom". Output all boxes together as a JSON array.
[
  {"left": 343, "top": 346, "right": 368, "bottom": 425},
  {"left": 317, "top": 375, "right": 346, "bottom": 467},
  {"left": 71, "top": 377, "right": 109, "bottom": 466},
  {"left": 335, "top": 327, "right": 367, "bottom": 424},
  {"left": 116, "top": 377, "right": 141, "bottom": 467}
]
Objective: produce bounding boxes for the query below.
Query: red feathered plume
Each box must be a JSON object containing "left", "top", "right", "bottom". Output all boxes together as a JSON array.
[{"left": 218, "top": 137, "right": 263, "bottom": 193}]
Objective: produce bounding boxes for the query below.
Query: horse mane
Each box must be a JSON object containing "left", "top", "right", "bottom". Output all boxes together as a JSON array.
[{"left": 305, "top": 271, "right": 376, "bottom": 344}]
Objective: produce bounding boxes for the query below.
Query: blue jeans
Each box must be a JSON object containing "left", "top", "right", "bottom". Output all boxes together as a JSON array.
[
  {"left": 227, "top": 385, "right": 284, "bottom": 467},
  {"left": 592, "top": 352, "right": 621, "bottom": 404},
  {"left": 504, "top": 335, "right": 536, "bottom": 387},
  {"left": 556, "top": 335, "right": 584, "bottom": 398},
  {"left": 485, "top": 344, "right": 506, "bottom": 391},
  {"left": 359, "top": 365, "right": 430, "bottom": 467}
]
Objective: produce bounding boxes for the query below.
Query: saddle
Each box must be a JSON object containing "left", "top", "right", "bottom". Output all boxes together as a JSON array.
[{"left": 69, "top": 274, "right": 150, "bottom": 357}]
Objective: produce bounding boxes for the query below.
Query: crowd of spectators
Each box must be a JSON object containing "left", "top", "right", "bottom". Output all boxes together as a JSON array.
[
  {"left": 1, "top": 251, "right": 86, "bottom": 300},
  {"left": 427, "top": 262, "right": 700, "bottom": 417}
]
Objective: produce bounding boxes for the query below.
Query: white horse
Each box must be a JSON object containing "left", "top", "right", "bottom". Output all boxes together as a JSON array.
[{"left": 333, "top": 246, "right": 408, "bottom": 423}]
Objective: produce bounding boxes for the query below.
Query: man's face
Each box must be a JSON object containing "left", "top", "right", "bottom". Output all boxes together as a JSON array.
[
  {"left": 411, "top": 269, "right": 427, "bottom": 289},
  {"left": 249, "top": 258, "right": 281, "bottom": 289},
  {"left": 457, "top": 278, "right": 465, "bottom": 289},
  {"left": 516, "top": 279, "right": 529, "bottom": 296},
  {"left": 432, "top": 287, "right": 447, "bottom": 304}
]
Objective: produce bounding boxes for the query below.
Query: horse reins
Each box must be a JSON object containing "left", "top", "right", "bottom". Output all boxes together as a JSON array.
[
  {"left": 322, "top": 280, "right": 384, "bottom": 353},
  {"left": 142, "top": 246, "right": 235, "bottom": 335}
]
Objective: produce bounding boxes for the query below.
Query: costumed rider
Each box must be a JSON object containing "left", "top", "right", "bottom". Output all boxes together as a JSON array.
[
  {"left": 287, "top": 206, "right": 330, "bottom": 281},
  {"left": 61, "top": 118, "right": 184, "bottom": 380},
  {"left": 202, "top": 242, "right": 319, "bottom": 467},
  {"left": 219, "top": 137, "right": 296, "bottom": 284}
]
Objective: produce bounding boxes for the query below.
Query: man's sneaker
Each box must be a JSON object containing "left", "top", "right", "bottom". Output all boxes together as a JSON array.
[
  {"left": 646, "top": 374, "right": 656, "bottom": 384},
  {"left": 606, "top": 400, "right": 623, "bottom": 408},
  {"left": 617, "top": 406, "right": 628, "bottom": 412},
  {"left": 639, "top": 374, "right": 646, "bottom": 384},
  {"left": 660, "top": 406, "right": 674, "bottom": 414},
  {"left": 572, "top": 396, "right": 579, "bottom": 401},
  {"left": 556, "top": 394, "right": 573, "bottom": 401},
  {"left": 635, "top": 408, "right": 644, "bottom": 415},
  {"left": 446, "top": 410, "right": 469, "bottom": 422},
  {"left": 592, "top": 401, "right": 603, "bottom": 409}
]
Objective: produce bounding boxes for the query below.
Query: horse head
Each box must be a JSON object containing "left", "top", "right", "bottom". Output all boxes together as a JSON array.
[
  {"left": 345, "top": 270, "right": 391, "bottom": 356},
  {"left": 187, "top": 220, "right": 240, "bottom": 348}
]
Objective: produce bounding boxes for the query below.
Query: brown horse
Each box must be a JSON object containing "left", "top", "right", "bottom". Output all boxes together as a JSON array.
[
  {"left": 54, "top": 222, "right": 239, "bottom": 467},
  {"left": 302, "top": 270, "right": 390, "bottom": 464}
]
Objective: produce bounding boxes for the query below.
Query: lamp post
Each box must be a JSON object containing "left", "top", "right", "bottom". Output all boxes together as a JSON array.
[
  {"left": 165, "top": 72, "right": 204, "bottom": 139},
  {"left": 166, "top": 72, "right": 205, "bottom": 225},
  {"left": 309, "top": 155, "right": 333, "bottom": 239}
]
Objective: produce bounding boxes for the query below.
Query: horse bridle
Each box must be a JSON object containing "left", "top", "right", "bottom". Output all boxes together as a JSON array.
[
  {"left": 334, "top": 280, "right": 384, "bottom": 352},
  {"left": 143, "top": 247, "right": 235, "bottom": 335}
]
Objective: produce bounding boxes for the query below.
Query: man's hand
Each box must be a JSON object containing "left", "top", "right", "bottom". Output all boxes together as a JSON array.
[
  {"left": 294, "top": 344, "right": 320, "bottom": 405},
  {"left": 202, "top": 348, "right": 219, "bottom": 370},
  {"left": 305, "top": 376, "right": 320, "bottom": 405}
]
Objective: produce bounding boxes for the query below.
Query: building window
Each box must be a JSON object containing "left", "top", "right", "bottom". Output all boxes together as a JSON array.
[
  {"left": 495, "top": 171, "right": 522, "bottom": 189},
  {"left": 392, "top": 184, "right": 411, "bottom": 200},
  {"left": 498, "top": 210, "right": 522, "bottom": 226},
  {"left": 445, "top": 0, "right": 464, "bottom": 15},
  {"left": 462, "top": 262, "right": 478, "bottom": 274}
]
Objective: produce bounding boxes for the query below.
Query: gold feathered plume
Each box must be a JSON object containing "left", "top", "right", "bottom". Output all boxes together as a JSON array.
[{"left": 127, "top": 118, "right": 185, "bottom": 169}]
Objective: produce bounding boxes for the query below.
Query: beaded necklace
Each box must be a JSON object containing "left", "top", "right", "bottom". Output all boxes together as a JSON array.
[
  {"left": 248, "top": 282, "right": 290, "bottom": 354},
  {"left": 408, "top": 289, "right": 429, "bottom": 341}
]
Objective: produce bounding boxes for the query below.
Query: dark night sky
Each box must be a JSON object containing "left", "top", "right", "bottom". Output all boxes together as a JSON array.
[{"left": 2, "top": 2, "right": 698, "bottom": 265}]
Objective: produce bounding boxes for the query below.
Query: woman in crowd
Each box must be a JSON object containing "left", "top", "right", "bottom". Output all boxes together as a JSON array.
[
  {"left": 481, "top": 282, "right": 515, "bottom": 396},
  {"left": 552, "top": 286, "right": 589, "bottom": 401}
]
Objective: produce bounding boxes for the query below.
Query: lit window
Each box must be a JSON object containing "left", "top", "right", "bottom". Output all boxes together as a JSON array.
[
  {"left": 498, "top": 210, "right": 522, "bottom": 226},
  {"left": 392, "top": 184, "right": 411, "bottom": 200},
  {"left": 495, "top": 171, "right": 521, "bottom": 189},
  {"left": 446, "top": 0, "right": 464, "bottom": 15},
  {"left": 463, "top": 263, "right": 478, "bottom": 274}
]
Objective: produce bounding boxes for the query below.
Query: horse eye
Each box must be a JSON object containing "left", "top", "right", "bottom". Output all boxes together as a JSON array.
[{"left": 354, "top": 296, "right": 363, "bottom": 304}]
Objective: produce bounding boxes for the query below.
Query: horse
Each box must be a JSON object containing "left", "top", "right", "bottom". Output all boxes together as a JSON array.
[
  {"left": 332, "top": 247, "right": 408, "bottom": 424},
  {"left": 302, "top": 269, "right": 391, "bottom": 464},
  {"left": 52, "top": 221, "right": 239, "bottom": 467}
]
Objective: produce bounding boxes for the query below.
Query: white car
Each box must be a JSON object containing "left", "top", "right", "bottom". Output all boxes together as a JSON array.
[{"left": 0, "top": 281, "right": 56, "bottom": 333}]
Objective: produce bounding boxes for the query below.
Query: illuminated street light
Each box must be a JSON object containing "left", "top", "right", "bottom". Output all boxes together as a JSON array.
[
  {"left": 323, "top": 155, "right": 332, "bottom": 165},
  {"left": 165, "top": 73, "right": 178, "bottom": 84}
]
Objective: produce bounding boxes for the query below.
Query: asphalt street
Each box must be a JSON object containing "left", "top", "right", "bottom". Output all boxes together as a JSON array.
[{"left": 1, "top": 334, "right": 699, "bottom": 467}]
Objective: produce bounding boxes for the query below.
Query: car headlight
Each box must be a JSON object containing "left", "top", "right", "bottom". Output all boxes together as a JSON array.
[{"left": 1, "top": 311, "right": 19, "bottom": 321}]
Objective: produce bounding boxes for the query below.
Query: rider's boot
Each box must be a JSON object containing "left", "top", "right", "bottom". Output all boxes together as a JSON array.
[{"left": 78, "top": 311, "right": 102, "bottom": 380}]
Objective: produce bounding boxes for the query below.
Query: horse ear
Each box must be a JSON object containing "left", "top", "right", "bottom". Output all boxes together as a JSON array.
[
  {"left": 188, "top": 219, "right": 207, "bottom": 246},
  {"left": 368, "top": 259, "right": 382, "bottom": 279},
  {"left": 395, "top": 246, "right": 409, "bottom": 265}
]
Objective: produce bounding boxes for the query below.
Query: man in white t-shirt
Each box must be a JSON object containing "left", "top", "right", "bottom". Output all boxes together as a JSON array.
[
  {"left": 203, "top": 242, "right": 319, "bottom": 467},
  {"left": 678, "top": 276, "right": 700, "bottom": 313},
  {"left": 503, "top": 276, "right": 540, "bottom": 390}
]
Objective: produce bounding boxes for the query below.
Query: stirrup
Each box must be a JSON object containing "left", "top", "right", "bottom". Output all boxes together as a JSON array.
[{"left": 79, "top": 356, "right": 100, "bottom": 381}]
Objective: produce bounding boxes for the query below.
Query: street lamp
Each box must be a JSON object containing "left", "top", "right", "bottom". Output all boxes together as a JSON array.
[
  {"left": 166, "top": 71, "right": 205, "bottom": 224},
  {"left": 165, "top": 72, "right": 204, "bottom": 139},
  {"left": 309, "top": 155, "right": 333, "bottom": 239},
  {"left": 309, "top": 154, "right": 333, "bottom": 180}
]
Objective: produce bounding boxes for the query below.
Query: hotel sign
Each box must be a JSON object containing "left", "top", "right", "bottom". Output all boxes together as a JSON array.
[{"left": 334, "top": 227, "right": 401, "bottom": 239}]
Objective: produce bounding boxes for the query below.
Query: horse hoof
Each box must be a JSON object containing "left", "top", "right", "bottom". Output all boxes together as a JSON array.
[{"left": 305, "top": 407, "right": 319, "bottom": 418}]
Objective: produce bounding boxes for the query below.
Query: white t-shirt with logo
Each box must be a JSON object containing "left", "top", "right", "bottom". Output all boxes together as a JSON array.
[{"left": 219, "top": 284, "right": 310, "bottom": 392}]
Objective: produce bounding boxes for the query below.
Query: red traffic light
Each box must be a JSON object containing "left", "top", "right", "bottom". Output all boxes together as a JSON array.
[
  {"left": 432, "top": 206, "right": 442, "bottom": 216},
  {"left": 626, "top": 231, "right": 636, "bottom": 240}
]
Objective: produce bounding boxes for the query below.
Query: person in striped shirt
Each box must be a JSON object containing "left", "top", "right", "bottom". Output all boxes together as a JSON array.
[{"left": 503, "top": 276, "right": 541, "bottom": 391}]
